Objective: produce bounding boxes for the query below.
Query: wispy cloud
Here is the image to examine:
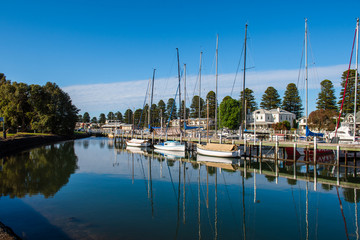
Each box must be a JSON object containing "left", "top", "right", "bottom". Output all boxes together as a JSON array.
[{"left": 63, "top": 64, "right": 347, "bottom": 117}]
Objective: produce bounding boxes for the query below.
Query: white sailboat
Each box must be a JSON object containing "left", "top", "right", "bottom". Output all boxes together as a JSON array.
[
  {"left": 126, "top": 138, "right": 151, "bottom": 147},
  {"left": 126, "top": 69, "right": 156, "bottom": 148},
  {"left": 196, "top": 33, "right": 242, "bottom": 157},
  {"left": 197, "top": 143, "right": 240, "bottom": 158},
  {"left": 154, "top": 48, "right": 185, "bottom": 151}
]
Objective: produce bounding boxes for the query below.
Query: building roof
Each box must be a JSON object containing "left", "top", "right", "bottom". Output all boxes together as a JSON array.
[{"left": 253, "top": 108, "right": 295, "bottom": 115}]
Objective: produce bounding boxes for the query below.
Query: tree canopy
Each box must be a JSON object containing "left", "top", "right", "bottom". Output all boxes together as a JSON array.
[
  {"left": 316, "top": 79, "right": 337, "bottom": 110},
  {"left": 190, "top": 95, "right": 205, "bottom": 118},
  {"left": 338, "top": 69, "right": 360, "bottom": 114},
  {"left": 219, "top": 96, "right": 240, "bottom": 129},
  {"left": 308, "top": 109, "right": 337, "bottom": 131},
  {"left": 0, "top": 74, "right": 79, "bottom": 136},
  {"left": 282, "top": 83, "right": 303, "bottom": 118},
  {"left": 240, "top": 88, "right": 257, "bottom": 112},
  {"left": 260, "top": 86, "right": 281, "bottom": 110}
]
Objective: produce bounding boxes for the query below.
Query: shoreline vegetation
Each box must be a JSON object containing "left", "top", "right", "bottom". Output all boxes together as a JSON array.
[{"left": 0, "top": 132, "right": 89, "bottom": 157}]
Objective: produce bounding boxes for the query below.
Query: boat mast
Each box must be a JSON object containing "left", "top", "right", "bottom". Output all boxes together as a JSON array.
[
  {"left": 148, "top": 69, "right": 156, "bottom": 128},
  {"left": 199, "top": 52, "right": 203, "bottom": 133},
  {"left": 215, "top": 34, "right": 219, "bottom": 134},
  {"left": 305, "top": 18, "right": 308, "bottom": 129},
  {"left": 354, "top": 18, "right": 359, "bottom": 141},
  {"left": 241, "top": 24, "right": 248, "bottom": 139},
  {"left": 177, "top": 48, "right": 182, "bottom": 134},
  {"left": 184, "top": 64, "right": 187, "bottom": 124}
]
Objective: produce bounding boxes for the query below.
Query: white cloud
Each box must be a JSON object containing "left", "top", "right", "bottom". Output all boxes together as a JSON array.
[{"left": 63, "top": 64, "right": 348, "bottom": 117}]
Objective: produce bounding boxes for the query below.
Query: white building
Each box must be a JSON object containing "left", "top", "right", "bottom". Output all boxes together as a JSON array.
[{"left": 246, "top": 108, "right": 296, "bottom": 130}]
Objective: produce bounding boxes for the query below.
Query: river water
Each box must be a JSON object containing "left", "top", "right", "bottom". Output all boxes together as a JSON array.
[{"left": 0, "top": 137, "right": 359, "bottom": 239}]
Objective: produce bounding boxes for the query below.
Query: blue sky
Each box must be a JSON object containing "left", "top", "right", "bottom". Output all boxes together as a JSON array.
[{"left": 0, "top": 0, "right": 359, "bottom": 118}]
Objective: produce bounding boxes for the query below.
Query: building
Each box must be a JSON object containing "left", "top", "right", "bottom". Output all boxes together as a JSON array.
[
  {"left": 170, "top": 118, "right": 215, "bottom": 129},
  {"left": 246, "top": 108, "right": 296, "bottom": 130}
]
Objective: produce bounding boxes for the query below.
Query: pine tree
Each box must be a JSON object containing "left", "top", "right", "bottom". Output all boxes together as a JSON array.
[
  {"left": 107, "top": 112, "right": 115, "bottom": 120},
  {"left": 99, "top": 113, "right": 106, "bottom": 124},
  {"left": 115, "top": 111, "right": 123, "bottom": 121},
  {"left": 316, "top": 79, "right": 337, "bottom": 110},
  {"left": 123, "top": 109, "right": 133, "bottom": 124},
  {"left": 206, "top": 91, "right": 216, "bottom": 119},
  {"left": 260, "top": 86, "right": 281, "bottom": 110},
  {"left": 338, "top": 69, "right": 360, "bottom": 114},
  {"left": 240, "top": 88, "right": 257, "bottom": 112},
  {"left": 166, "top": 98, "right": 177, "bottom": 120},
  {"left": 83, "top": 112, "right": 90, "bottom": 123},
  {"left": 190, "top": 95, "right": 205, "bottom": 118},
  {"left": 282, "top": 83, "right": 303, "bottom": 118}
]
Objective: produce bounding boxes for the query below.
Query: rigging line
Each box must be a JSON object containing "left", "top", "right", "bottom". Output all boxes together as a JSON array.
[
  {"left": 308, "top": 32, "right": 321, "bottom": 86},
  {"left": 297, "top": 38, "right": 305, "bottom": 89},
  {"left": 291, "top": 186, "right": 302, "bottom": 238},
  {"left": 336, "top": 186, "right": 350, "bottom": 240},
  {"left": 167, "top": 161, "right": 178, "bottom": 200},
  {"left": 138, "top": 157, "right": 148, "bottom": 193},
  {"left": 335, "top": 28, "right": 357, "bottom": 136},
  {"left": 138, "top": 78, "right": 151, "bottom": 127},
  {"left": 192, "top": 69, "right": 200, "bottom": 99},
  {"left": 222, "top": 171, "right": 237, "bottom": 223},
  {"left": 165, "top": 84, "right": 180, "bottom": 132},
  {"left": 231, "top": 43, "right": 245, "bottom": 97},
  {"left": 162, "top": 52, "right": 177, "bottom": 99}
]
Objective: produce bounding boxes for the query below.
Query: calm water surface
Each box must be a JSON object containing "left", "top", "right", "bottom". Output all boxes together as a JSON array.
[{"left": 1, "top": 137, "right": 359, "bottom": 240}]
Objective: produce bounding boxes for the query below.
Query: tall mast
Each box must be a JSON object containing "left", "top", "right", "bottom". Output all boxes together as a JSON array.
[
  {"left": 241, "top": 24, "right": 248, "bottom": 139},
  {"left": 215, "top": 34, "right": 219, "bottom": 134},
  {"left": 305, "top": 18, "right": 308, "bottom": 128},
  {"left": 354, "top": 18, "right": 359, "bottom": 140},
  {"left": 149, "top": 69, "right": 156, "bottom": 128},
  {"left": 177, "top": 48, "right": 181, "bottom": 133},
  {"left": 184, "top": 64, "right": 187, "bottom": 122},
  {"left": 199, "top": 52, "right": 203, "bottom": 130}
]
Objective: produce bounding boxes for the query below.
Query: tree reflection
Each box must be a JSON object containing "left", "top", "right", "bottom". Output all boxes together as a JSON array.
[{"left": 0, "top": 141, "right": 78, "bottom": 198}]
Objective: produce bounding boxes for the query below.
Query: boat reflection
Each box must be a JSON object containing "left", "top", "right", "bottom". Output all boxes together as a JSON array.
[{"left": 154, "top": 149, "right": 185, "bottom": 159}]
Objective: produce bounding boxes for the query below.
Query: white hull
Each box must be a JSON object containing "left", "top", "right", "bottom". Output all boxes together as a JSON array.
[
  {"left": 126, "top": 139, "right": 151, "bottom": 147},
  {"left": 153, "top": 141, "right": 185, "bottom": 151},
  {"left": 197, "top": 146, "right": 240, "bottom": 158}
]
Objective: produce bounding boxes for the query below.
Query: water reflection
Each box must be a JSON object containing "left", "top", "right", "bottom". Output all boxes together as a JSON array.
[
  {"left": 0, "top": 141, "right": 78, "bottom": 198},
  {"left": 2, "top": 138, "right": 360, "bottom": 240}
]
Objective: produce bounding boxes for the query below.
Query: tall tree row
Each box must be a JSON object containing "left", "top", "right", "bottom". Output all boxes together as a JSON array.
[{"left": 0, "top": 74, "right": 79, "bottom": 136}]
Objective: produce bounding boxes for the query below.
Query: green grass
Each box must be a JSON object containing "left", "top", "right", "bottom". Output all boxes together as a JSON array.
[{"left": 0, "top": 132, "right": 53, "bottom": 139}]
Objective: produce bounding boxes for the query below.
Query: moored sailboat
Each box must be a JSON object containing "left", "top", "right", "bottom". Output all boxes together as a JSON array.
[
  {"left": 154, "top": 48, "right": 185, "bottom": 151},
  {"left": 197, "top": 143, "right": 240, "bottom": 158}
]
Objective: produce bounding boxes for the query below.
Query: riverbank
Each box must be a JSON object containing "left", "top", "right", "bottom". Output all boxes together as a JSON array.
[{"left": 0, "top": 132, "right": 90, "bottom": 157}]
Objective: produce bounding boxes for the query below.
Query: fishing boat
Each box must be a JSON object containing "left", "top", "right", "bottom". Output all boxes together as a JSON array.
[
  {"left": 154, "top": 140, "right": 185, "bottom": 151},
  {"left": 126, "top": 138, "right": 151, "bottom": 147},
  {"left": 197, "top": 143, "right": 240, "bottom": 158}
]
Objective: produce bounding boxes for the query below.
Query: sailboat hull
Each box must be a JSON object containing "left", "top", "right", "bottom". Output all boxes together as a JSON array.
[
  {"left": 154, "top": 141, "right": 185, "bottom": 151},
  {"left": 197, "top": 145, "right": 240, "bottom": 158}
]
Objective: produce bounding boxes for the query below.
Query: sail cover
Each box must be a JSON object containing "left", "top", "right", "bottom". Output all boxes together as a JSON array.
[{"left": 305, "top": 126, "right": 324, "bottom": 137}]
